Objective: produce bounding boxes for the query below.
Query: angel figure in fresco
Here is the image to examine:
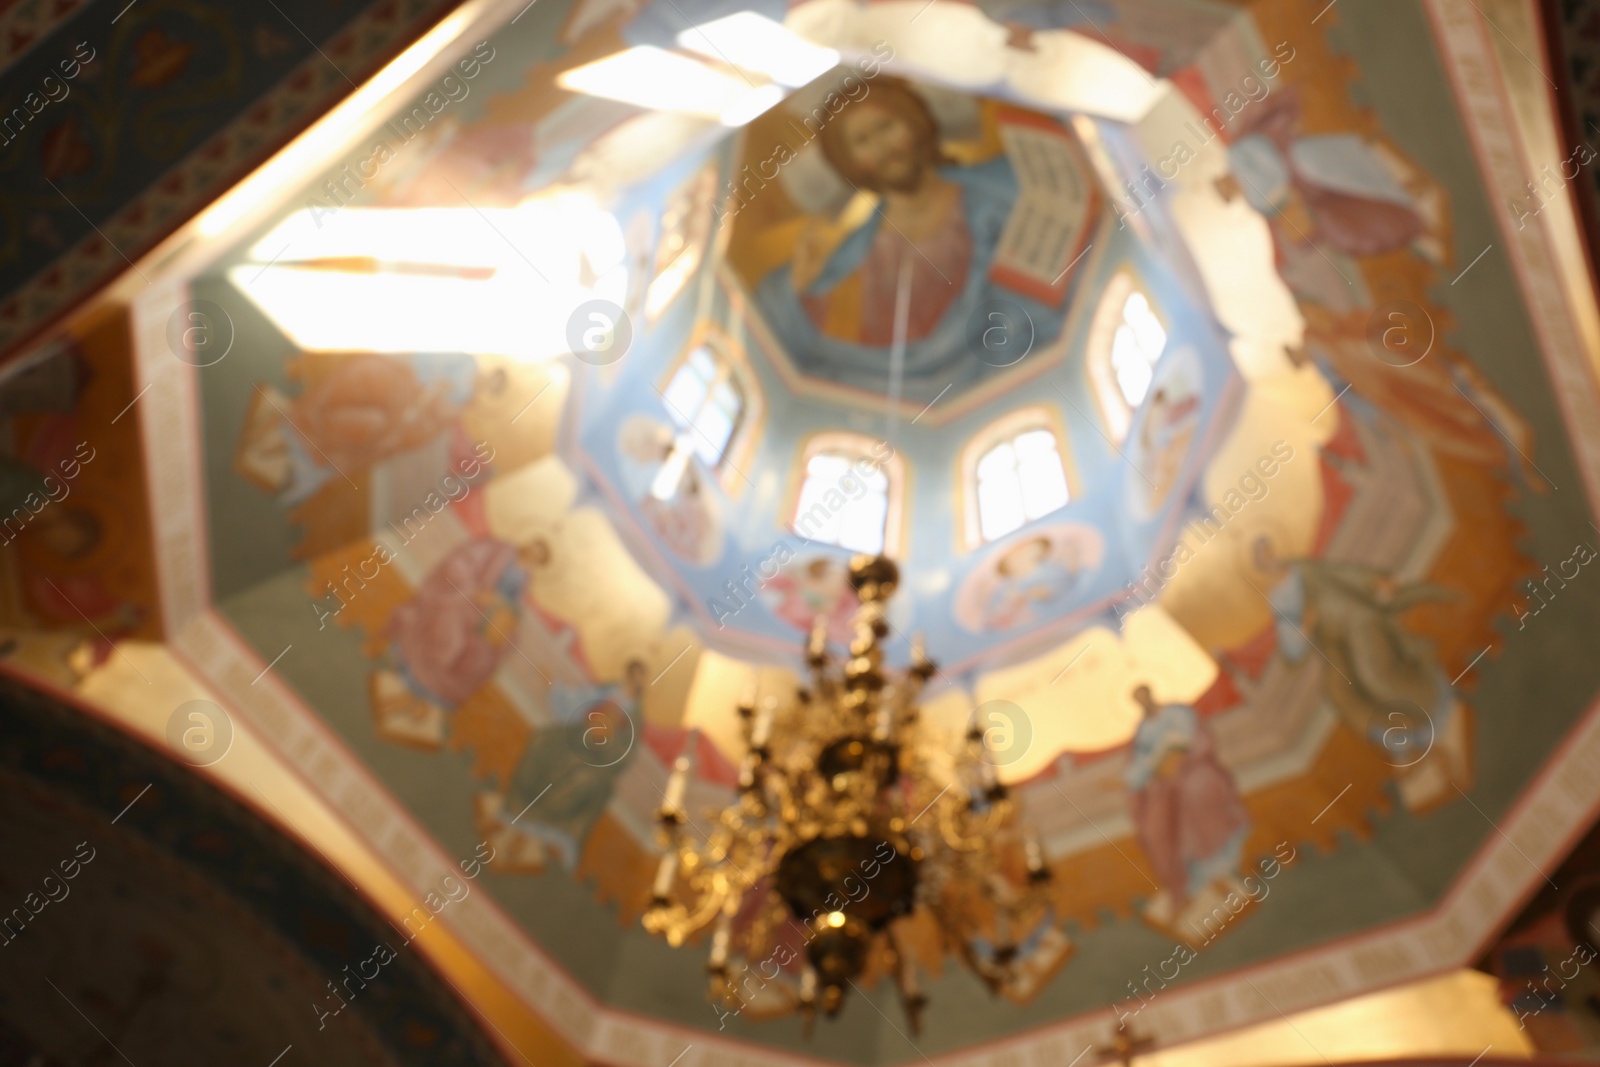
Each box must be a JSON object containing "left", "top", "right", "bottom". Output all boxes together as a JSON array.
[
  {"left": 486, "top": 659, "right": 650, "bottom": 872},
  {"left": 369, "top": 536, "right": 559, "bottom": 749},
  {"left": 982, "top": 535, "right": 1081, "bottom": 631},
  {"left": 618, "top": 416, "right": 721, "bottom": 565},
  {"left": 974, "top": 909, "right": 1073, "bottom": 1004},
  {"left": 1125, "top": 684, "right": 1251, "bottom": 935},
  {"left": 1253, "top": 536, "right": 1473, "bottom": 812},
  {"left": 380, "top": 122, "right": 540, "bottom": 208},
  {"left": 754, "top": 79, "right": 1069, "bottom": 395},
  {"left": 1302, "top": 307, "right": 1543, "bottom": 488},
  {"left": 234, "top": 352, "right": 481, "bottom": 505},
  {"left": 759, "top": 555, "right": 858, "bottom": 643}
]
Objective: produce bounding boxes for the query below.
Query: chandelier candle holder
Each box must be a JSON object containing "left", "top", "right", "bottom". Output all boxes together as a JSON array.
[{"left": 643, "top": 554, "right": 1064, "bottom": 1030}]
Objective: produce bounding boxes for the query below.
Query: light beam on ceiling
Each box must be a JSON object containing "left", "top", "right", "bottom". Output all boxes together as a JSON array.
[
  {"left": 557, "top": 46, "right": 783, "bottom": 127},
  {"left": 674, "top": 12, "right": 840, "bottom": 88}
]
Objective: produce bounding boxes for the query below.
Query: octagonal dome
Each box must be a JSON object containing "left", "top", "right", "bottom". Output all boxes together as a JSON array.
[
  {"left": 11, "top": 0, "right": 1600, "bottom": 1065},
  {"left": 565, "top": 75, "right": 1245, "bottom": 730}
]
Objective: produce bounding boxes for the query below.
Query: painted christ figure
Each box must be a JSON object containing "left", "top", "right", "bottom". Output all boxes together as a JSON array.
[{"left": 754, "top": 79, "right": 1068, "bottom": 397}]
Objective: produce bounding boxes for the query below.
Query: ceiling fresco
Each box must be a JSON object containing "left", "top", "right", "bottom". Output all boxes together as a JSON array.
[
  {"left": 565, "top": 88, "right": 1242, "bottom": 687},
  {"left": 0, "top": 309, "right": 161, "bottom": 654},
  {"left": 723, "top": 75, "right": 1102, "bottom": 406},
  {"left": 6, "top": 0, "right": 1595, "bottom": 1064}
]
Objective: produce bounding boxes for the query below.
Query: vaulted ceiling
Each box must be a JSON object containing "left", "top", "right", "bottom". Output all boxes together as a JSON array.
[{"left": 4, "top": 1, "right": 1600, "bottom": 1066}]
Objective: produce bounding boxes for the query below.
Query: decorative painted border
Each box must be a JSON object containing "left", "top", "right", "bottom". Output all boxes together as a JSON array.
[
  {"left": 120, "top": 2, "right": 1600, "bottom": 1066},
  {"left": 1427, "top": 0, "right": 1600, "bottom": 508},
  {"left": 0, "top": 0, "right": 457, "bottom": 363},
  {"left": 0, "top": 669, "right": 510, "bottom": 1067},
  {"left": 0, "top": 0, "right": 91, "bottom": 73}
]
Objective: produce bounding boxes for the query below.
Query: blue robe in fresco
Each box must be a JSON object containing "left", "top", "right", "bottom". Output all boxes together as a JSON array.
[{"left": 755, "top": 159, "right": 1068, "bottom": 402}]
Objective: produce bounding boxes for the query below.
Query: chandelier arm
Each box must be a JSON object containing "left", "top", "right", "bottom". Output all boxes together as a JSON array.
[
  {"left": 765, "top": 769, "right": 801, "bottom": 828},
  {"left": 641, "top": 899, "right": 705, "bottom": 945},
  {"left": 644, "top": 865, "right": 740, "bottom": 947},
  {"left": 739, "top": 890, "right": 789, "bottom": 962},
  {"left": 711, "top": 822, "right": 775, "bottom": 899},
  {"left": 936, "top": 798, "right": 1008, "bottom": 852}
]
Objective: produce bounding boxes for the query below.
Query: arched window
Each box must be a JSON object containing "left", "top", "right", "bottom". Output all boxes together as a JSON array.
[
  {"left": 1110, "top": 290, "right": 1167, "bottom": 407},
  {"left": 660, "top": 344, "right": 744, "bottom": 466},
  {"left": 790, "top": 434, "right": 903, "bottom": 555},
  {"left": 651, "top": 341, "right": 747, "bottom": 501},
  {"left": 975, "top": 428, "right": 1070, "bottom": 543},
  {"left": 1088, "top": 272, "right": 1167, "bottom": 442},
  {"left": 646, "top": 163, "right": 719, "bottom": 320},
  {"left": 959, "top": 408, "right": 1074, "bottom": 548}
]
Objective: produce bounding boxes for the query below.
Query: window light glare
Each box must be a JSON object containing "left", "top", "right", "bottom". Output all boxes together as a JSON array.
[
  {"left": 1110, "top": 290, "right": 1167, "bottom": 408},
  {"left": 650, "top": 439, "right": 694, "bottom": 500},
  {"left": 647, "top": 246, "right": 700, "bottom": 318},
  {"left": 229, "top": 191, "right": 627, "bottom": 359},
  {"left": 250, "top": 207, "right": 520, "bottom": 269},
  {"left": 675, "top": 12, "right": 839, "bottom": 88},
  {"left": 662, "top": 365, "right": 712, "bottom": 425},
  {"left": 793, "top": 452, "right": 888, "bottom": 555},
  {"left": 718, "top": 83, "right": 785, "bottom": 128},
  {"left": 660, "top": 346, "right": 745, "bottom": 468},
  {"left": 247, "top": 194, "right": 624, "bottom": 280},
  {"left": 1126, "top": 292, "right": 1167, "bottom": 358},
  {"left": 976, "top": 429, "right": 1070, "bottom": 543},
  {"left": 227, "top": 266, "right": 594, "bottom": 358},
  {"left": 1112, "top": 327, "right": 1153, "bottom": 407},
  {"left": 557, "top": 46, "right": 769, "bottom": 124}
]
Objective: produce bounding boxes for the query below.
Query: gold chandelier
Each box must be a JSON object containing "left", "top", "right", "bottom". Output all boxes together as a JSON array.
[{"left": 643, "top": 555, "right": 1063, "bottom": 1029}]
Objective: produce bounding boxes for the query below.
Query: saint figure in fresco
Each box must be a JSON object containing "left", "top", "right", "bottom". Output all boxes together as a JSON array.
[
  {"left": 1253, "top": 536, "right": 1472, "bottom": 810},
  {"left": 235, "top": 352, "right": 480, "bottom": 504},
  {"left": 1302, "top": 306, "right": 1536, "bottom": 480},
  {"left": 1135, "top": 383, "right": 1201, "bottom": 511},
  {"left": 642, "top": 463, "right": 715, "bottom": 562},
  {"left": 382, "top": 123, "right": 540, "bottom": 207},
  {"left": 1221, "top": 89, "right": 1426, "bottom": 261},
  {"left": 370, "top": 536, "right": 554, "bottom": 748},
  {"left": 1217, "top": 88, "right": 1431, "bottom": 312},
  {"left": 755, "top": 79, "right": 1068, "bottom": 395},
  {"left": 1125, "top": 684, "right": 1250, "bottom": 927},
  {"left": 497, "top": 659, "right": 650, "bottom": 870}
]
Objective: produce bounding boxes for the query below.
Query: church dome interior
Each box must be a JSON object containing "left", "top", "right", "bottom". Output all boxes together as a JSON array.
[{"left": 5, "top": 0, "right": 1600, "bottom": 1064}]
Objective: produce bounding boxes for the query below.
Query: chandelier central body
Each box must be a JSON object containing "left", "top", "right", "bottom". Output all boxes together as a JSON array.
[{"left": 643, "top": 555, "right": 1058, "bottom": 1028}]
